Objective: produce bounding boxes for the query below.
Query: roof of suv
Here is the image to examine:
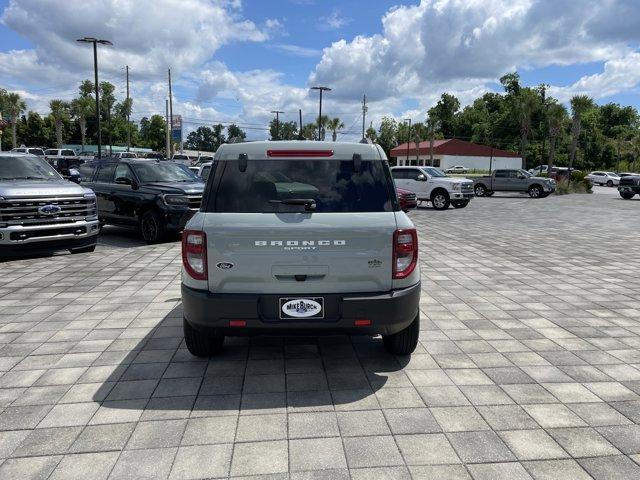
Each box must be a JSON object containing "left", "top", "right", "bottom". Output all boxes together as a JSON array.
[{"left": 215, "top": 141, "right": 386, "bottom": 160}]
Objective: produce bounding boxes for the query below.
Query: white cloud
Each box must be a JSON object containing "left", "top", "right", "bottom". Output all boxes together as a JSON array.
[
  {"left": 310, "top": 0, "right": 640, "bottom": 105},
  {"left": 319, "top": 9, "right": 350, "bottom": 31},
  {"left": 270, "top": 44, "right": 322, "bottom": 58}
]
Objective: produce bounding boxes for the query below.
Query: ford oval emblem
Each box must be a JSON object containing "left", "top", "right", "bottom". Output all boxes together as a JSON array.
[
  {"left": 216, "top": 262, "right": 234, "bottom": 270},
  {"left": 281, "top": 299, "right": 322, "bottom": 318},
  {"left": 38, "top": 204, "right": 61, "bottom": 216}
]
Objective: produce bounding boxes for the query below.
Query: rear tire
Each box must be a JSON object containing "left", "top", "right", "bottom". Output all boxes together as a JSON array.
[
  {"left": 383, "top": 313, "right": 419, "bottom": 355},
  {"left": 452, "top": 201, "right": 469, "bottom": 208},
  {"left": 620, "top": 192, "right": 635, "bottom": 200},
  {"left": 606, "top": 180, "right": 613, "bottom": 187},
  {"left": 140, "top": 210, "right": 165, "bottom": 244},
  {"left": 183, "top": 318, "right": 225, "bottom": 357},
  {"left": 431, "top": 191, "right": 450, "bottom": 210}
]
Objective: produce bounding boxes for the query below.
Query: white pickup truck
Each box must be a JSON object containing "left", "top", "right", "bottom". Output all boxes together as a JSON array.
[{"left": 391, "top": 166, "right": 474, "bottom": 210}]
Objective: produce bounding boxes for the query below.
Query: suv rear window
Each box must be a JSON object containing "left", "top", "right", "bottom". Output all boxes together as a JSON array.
[{"left": 210, "top": 159, "right": 394, "bottom": 213}]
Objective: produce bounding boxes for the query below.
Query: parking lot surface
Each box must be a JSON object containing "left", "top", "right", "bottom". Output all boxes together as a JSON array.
[{"left": 1, "top": 192, "right": 639, "bottom": 479}]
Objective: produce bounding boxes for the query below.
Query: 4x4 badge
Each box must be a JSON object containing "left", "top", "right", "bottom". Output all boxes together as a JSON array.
[{"left": 216, "top": 262, "right": 234, "bottom": 270}]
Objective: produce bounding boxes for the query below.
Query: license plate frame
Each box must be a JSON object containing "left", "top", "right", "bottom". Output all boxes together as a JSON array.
[{"left": 279, "top": 297, "right": 325, "bottom": 320}]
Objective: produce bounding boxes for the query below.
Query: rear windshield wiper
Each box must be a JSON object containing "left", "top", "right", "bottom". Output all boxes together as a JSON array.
[{"left": 269, "top": 198, "right": 316, "bottom": 211}]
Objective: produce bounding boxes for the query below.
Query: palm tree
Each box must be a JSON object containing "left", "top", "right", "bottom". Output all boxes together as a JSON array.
[
  {"left": 49, "top": 100, "right": 69, "bottom": 148},
  {"left": 301, "top": 123, "right": 317, "bottom": 140},
  {"left": 70, "top": 96, "right": 94, "bottom": 150},
  {"left": 316, "top": 115, "right": 329, "bottom": 141},
  {"left": 326, "top": 117, "right": 344, "bottom": 142},
  {"left": 547, "top": 103, "right": 566, "bottom": 174},
  {"left": 5, "top": 92, "right": 26, "bottom": 148},
  {"left": 568, "top": 95, "right": 594, "bottom": 170},
  {"left": 426, "top": 115, "right": 440, "bottom": 166},
  {"left": 516, "top": 89, "right": 538, "bottom": 169}
]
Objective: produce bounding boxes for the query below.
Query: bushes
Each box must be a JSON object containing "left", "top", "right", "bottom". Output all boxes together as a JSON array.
[{"left": 554, "top": 171, "right": 592, "bottom": 195}]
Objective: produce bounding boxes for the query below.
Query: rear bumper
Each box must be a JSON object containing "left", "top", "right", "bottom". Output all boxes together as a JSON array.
[{"left": 182, "top": 282, "right": 421, "bottom": 337}]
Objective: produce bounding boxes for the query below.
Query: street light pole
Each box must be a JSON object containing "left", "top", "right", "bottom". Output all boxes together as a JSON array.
[
  {"left": 311, "top": 86, "right": 331, "bottom": 141},
  {"left": 270, "top": 110, "right": 284, "bottom": 140},
  {"left": 76, "top": 37, "right": 112, "bottom": 159},
  {"left": 404, "top": 118, "right": 411, "bottom": 166}
]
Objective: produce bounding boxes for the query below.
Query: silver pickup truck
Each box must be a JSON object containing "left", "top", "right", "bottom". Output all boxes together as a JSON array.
[
  {"left": 473, "top": 169, "right": 556, "bottom": 198},
  {"left": 0, "top": 152, "right": 99, "bottom": 257}
]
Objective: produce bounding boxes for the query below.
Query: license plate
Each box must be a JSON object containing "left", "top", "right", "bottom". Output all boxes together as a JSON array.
[{"left": 279, "top": 297, "right": 324, "bottom": 320}]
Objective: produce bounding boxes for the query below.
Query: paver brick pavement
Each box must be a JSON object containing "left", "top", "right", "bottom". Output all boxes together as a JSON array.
[{"left": 1, "top": 194, "right": 639, "bottom": 478}]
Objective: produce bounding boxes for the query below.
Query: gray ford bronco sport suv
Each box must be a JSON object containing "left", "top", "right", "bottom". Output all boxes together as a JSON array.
[{"left": 181, "top": 141, "right": 421, "bottom": 356}]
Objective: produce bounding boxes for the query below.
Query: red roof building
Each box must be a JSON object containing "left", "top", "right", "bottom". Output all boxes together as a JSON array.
[{"left": 390, "top": 138, "right": 522, "bottom": 170}]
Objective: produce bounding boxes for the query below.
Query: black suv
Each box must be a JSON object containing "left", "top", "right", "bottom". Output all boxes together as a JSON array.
[
  {"left": 618, "top": 175, "right": 640, "bottom": 200},
  {"left": 79, "top": 159, "right": 205, "bottom": 243}
]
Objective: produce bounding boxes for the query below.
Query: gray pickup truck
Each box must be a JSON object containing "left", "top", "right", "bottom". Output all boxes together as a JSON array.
[
  {"left": 473, "top": 169, "right": 556, "bottom": 198},
  {"left": 0, "top": 152, "right": 99, "bottom": 257}
]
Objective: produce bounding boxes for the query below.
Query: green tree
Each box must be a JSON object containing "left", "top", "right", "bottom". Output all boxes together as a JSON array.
[
  {"left": 315, "top": 115, "right": 329, "bottom": 140},
  {"left": 4, "top": 92, "right": 26, "bottom": 148},
  {"left": 365, "top": 123, "right": 377, "bottom": 142},
  {"left": 70, "top": 96, "right": 94, "bottom": 149},
  {"left": 100, "top": 81, "right": 116, "bottom": 149},
  {"left": 547, "top": 103, "right": 567, "bottom": 173},
  {"left": 269, "top": 119, "right": 297, "bottom": 140},
  {"left": 516, "top": 89, "right": 540, "bottom": 169},
  {"left": 326, "top": 117, "right": 344, "bottom": 142},
  {"left": 569, "top": 95, "right": 595, "bottom": 169},
  {"left": 376, "top": 117, "right": 398, "bottom": 158},
  {"left": 139, "top": 115, "right": 167, "bottom": 151},
  {"left": 429, "top": 93, "right": 460, "bottom": 137},
  {"left": 49, "top": 100, "right": 70, "bottom": 148},
  {"left": 300, "top": 122, "right": 317, "bottom": 140},
  {"left": 185, "top": 126, "right": 216, "bottom": 151},
  {"left": 227, "top": 124, "right": 247, "bottom": 142}
]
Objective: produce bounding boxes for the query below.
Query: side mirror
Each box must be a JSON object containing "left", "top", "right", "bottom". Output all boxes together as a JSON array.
[
  {"left": 115, "top": 177, "right": 135, "bottom": 188},
  {"left": 69, "top": 175, "right": 81, "bottom": 184},
  {"left": 518, "top": 175, "right": 526, "bottom": 179},
  {"left": 417, "top": 174, "right": 427, "bottom": 181}
]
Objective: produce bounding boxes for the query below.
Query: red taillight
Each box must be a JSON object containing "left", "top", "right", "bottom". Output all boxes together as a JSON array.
[
  {"left": 229, "top": 320, "right": 246, "bottom": 327},
  {"left": 354, "top": 319, "right": 371, "bottom": 327},
  {"left": 266, "top": 149, "right": 334, "bottom": 158},
  {"left": 392, "top": 228, "right": 418, "bottom": 279},
  {"left": 182, "top": 230, "right": 207, "bottom": 281}
]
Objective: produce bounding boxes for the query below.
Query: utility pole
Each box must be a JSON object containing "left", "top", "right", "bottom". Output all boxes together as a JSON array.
[
  {"left": 270, "top": 110, "right": 284, "bottom": 140},
  {"left": 298, "top": 109, "right": 303, "bottom": 140},
  {"left": 126, "top": 65, "right": 130, "bottom": 151},
  {"left": 168, "top": 68, "right": 174, "bottom": 156},
  {"left": 76, "top": 37, "right": 112, "bottom": 159},
  {"left": 165, "top": 99, "right": 170, "bottom": 159},
  {"left": 361, "top": 94, "right": 367, "bottom": 140},
  {"left": 404, "top": 118, "right": 411, "bottom": 166},
  {"left": 311, "top": 86, "right": 331, "bottom": 141}
]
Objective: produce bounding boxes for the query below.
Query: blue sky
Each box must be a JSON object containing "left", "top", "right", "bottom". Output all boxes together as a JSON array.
[{"left": 1, "top": 0, "right": 639, "bottom": 139}]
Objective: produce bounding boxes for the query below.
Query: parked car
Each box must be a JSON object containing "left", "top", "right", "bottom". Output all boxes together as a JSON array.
[
  {"left": 77, "top": 151, "right": 96, "bottom": 162},
  {"left": 0, "top": 153, "right": 99, "bottom": 257},
  {"left": 444, "top": 165, "right": 468, "bottom": 174},
  {"left": 618, "top": 175, "right": 640, "bottom": 199},
  {"left": 188, "top": 166, "right": 200, "bottom": 175},
  {"left": 80, "top": 159, "right": 204, "bottom": 243},
  {"left": 111, "top": 152, "right": 138, "bottom": 160},
  {"left": 143, "top": 152, "right": 165, "bottom": 160},
  {"left": 10, "top": 146, "right": 45, "bottom": 156},
  {"left": 391, "top": 166, "right": 474, "bottom": 210},
  {"left": 528, "top": 164, "right": 549, "bottom": 175},
  {"left": 194, "top": 155, "right": 214, "bottom": 165},
  {"left": 396, "top": 187, "right": 418, "bottom": 211},
  {"left": 196, "top": 162, "right": 214, "bottom": 182},
  {"left": 585, "top": 171, "right": 620, "bottom": 187},
  {"left": 171, "top": 154, "right": 193, "bottom": 165},
  {"left": 474, "top": 169, "right": 555, "bottom": 198},
  {"left": 44, "top": 148, "right": 78, "bottom": 163},
  {"left": 181, "top": 141, "right": 421, "bottom": 356},
  {"left": 618, "top": 172, "right": 639, "bottom": 178}
]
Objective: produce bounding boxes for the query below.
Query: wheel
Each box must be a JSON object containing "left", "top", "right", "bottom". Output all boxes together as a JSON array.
[
  {"left": 383, "top": 313, "right": 419, "bottom": 355},
  {"left": 606, "top": 180, "right": 613, "bottom": 187},
  {"left": 431, "top": 191, "right": 450, "bottom": 210},
  {"left": 183, "top": 318, "right": 225, "bottom": 357},
  {"left": 140, "top": 210, "right": 165, "bottom": 244},
  {"left": 452, "top": 201, "right": 469, "bottom": 208},
  {"left": 528, "top": 185, "right": 542, "bottom": 198},
  {"left": 620, "top": 192, "right": 635, "bottom": 200},
  {"left": 69, "top": 245, "right": 96, "bottom": 254},
  {"left": 474, "top": 184, "right": 487, "bottom": 197}
]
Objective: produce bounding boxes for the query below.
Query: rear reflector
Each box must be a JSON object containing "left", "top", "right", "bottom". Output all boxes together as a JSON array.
[
  {"left": 229, "top": 320, "right": 247, "bottom": 327},
  {"left": 354, "top": 319, "right": 371, "bottom": 327},
  {"left": 266, "top": 149, "right": 334, "bottom": 158}
]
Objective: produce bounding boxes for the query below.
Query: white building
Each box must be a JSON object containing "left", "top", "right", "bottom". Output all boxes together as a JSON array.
[{"left": 390, "top": 138, "right": 522, "bottom": 170}]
